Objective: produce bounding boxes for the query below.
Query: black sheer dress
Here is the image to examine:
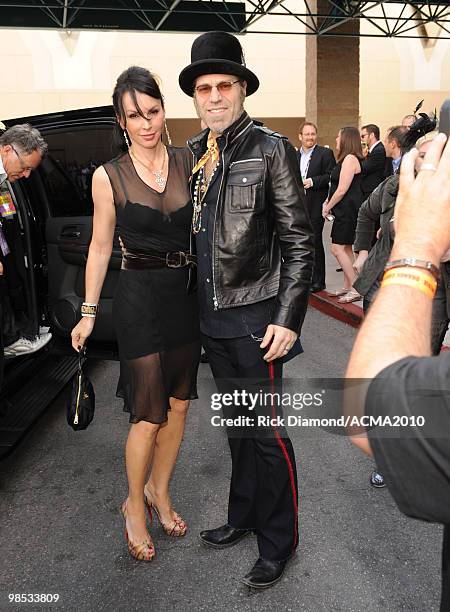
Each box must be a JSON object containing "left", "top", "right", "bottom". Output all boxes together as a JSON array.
[{"left": 103, "top": 147, "right": 200, "bottom": 424}]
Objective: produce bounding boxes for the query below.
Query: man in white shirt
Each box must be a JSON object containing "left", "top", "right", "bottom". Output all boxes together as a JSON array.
[
  {"left": 299, "top": 124, "right": 316, "bottom": 187},
  {"left": 297, "top": 122, "right": 335, "bottom": 291}
]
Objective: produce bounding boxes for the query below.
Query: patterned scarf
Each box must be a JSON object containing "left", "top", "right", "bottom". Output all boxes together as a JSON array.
[{"left": 192, "top": 131, "right": 219, "bottom": 175}]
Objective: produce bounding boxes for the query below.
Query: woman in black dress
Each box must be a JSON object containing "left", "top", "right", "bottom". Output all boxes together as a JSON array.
[
  {"left": 322, "top": 126, "right": 364, "bottom": 303},
  {"left": 71, "top": 67, "right": 201, "bottom": 561}
]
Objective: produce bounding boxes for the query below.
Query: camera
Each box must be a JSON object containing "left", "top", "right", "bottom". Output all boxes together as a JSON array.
[{"left": 439, "top": 99, "right": 450, "bottom": 139}]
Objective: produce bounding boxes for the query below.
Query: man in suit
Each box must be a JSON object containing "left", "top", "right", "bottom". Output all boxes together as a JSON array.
[
  {"left": 383, "top": 125, "right": 408, "bottom": 177},
  {"left": 0, "top": 125, "right": 48, "bottom": 374},
  {"left": 360, "top": 124, "right": 386, "bottom": 200},
  {"left": 297, "top": 122, "right": 335, "bottom": 292}
]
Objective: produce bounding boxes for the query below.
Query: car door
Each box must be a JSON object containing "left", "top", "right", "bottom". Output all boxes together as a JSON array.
[{"left": 34, "top": 118, "right": 122, "bottom": 353}]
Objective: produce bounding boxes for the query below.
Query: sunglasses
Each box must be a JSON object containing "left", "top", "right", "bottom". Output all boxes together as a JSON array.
[{"left": 194, "top": 79, "right": 241, "bottom": 97}]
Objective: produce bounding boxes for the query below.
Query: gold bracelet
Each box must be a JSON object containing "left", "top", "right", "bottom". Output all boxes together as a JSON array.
[
  {"left": 381, "top": 267, "right": 437, "bottom": 299},
  {"left": 81, "top": 303, "right": 97, "bottom": 318}
]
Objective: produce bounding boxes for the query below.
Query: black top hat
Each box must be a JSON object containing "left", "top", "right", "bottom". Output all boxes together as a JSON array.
[{"left": 179, "top": 31, "right": 259, "bottom": 97}]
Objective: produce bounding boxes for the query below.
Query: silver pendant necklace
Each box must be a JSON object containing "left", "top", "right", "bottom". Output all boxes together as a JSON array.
[
  {"left": 130, "top": 146, "right": 167, "bottom": 190},
  {"left": 152, "top": 169, "right": 166, "bottom": 190}
]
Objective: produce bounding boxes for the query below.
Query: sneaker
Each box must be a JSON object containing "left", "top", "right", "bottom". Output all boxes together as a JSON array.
[
  {"left": 4, "top": 333, "right": 52, "bottom": 357},
  {"left": 39, "top": 326, "right": 50, "bottom": 335},
  {"left": 369, "top": 470, "right": 386, "bottom": 488}
]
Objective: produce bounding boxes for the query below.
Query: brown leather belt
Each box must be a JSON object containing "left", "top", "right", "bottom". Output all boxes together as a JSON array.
[{"left": 122, "top": 249, "right": 197, "bottom": 270}]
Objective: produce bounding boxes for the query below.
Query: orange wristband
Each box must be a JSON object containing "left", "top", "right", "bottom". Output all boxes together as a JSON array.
[{"left": 381, "top": 267, "right": 437, "bottom": 299}]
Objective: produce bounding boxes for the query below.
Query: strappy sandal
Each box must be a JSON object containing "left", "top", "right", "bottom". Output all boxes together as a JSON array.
[
  {"left": 338, "top": 289, "right": 362, "bottom": 304},
  {"left": 328, "top": 288, "right": 350, "bottom": 297},
  {"left": 144, "top": 486, "right": 187, "bottom": 537},
  {"left": 120, "top": 500, "right": 155, "bottom": 561}
]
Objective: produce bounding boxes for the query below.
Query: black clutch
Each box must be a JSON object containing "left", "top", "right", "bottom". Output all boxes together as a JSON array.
[{"left": 67, "top": 347, "right": 95, "bottom": 431}]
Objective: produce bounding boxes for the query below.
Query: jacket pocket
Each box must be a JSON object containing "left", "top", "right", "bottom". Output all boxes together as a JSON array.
[{"left": 226, "top": 160, "right": 264, "bottom": 212}]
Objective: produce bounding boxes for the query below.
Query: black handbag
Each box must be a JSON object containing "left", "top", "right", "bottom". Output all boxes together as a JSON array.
[{"left": 67, "top": 347, "right": 95, "bottom": 430}]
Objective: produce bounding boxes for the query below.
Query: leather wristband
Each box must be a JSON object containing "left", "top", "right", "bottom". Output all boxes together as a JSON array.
[
  {"left": 81, "top": 303, "right": 97, "bottom": 318},
  {"left": 384, "top": 258, "right": 440, "bottom": 281}
]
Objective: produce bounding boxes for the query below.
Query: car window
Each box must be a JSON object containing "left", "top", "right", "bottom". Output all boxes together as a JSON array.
[{"left": 38, "top": 125, "right": 118, "bottom": 217}]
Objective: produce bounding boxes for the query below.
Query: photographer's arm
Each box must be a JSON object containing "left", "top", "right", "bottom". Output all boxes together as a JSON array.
[{"left": 345, "top": 134, "right": 450, "bottom": 455}]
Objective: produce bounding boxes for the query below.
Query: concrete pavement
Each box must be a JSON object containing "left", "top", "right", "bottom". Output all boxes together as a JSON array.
[{"left": 0, "top": 309, "right": 442, "bottom": 612}]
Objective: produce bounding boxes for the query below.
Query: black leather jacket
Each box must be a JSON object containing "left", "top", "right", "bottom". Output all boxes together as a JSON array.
[
  {"left": 353, "top": 174, "right": 398, "bottom": 297},
  {"left": 187, "top": 112, "right": 314, "bottom": 333}
]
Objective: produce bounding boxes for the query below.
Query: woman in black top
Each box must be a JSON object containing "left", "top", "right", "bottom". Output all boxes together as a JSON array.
[
  {"left": 71, "top": 67, "right": 200, "bottom": 561},
  {"left": 323, "top": 127, "right": 364, "bottom": 303}
]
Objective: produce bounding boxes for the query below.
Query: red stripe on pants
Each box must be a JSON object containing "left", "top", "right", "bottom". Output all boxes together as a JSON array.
[{"left": 268, "top": 360, "right": 299, "bottom": 551}]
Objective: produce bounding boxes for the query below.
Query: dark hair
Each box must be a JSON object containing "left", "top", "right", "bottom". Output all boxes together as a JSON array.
[
  {"left": 299, "top": 121, "right": 317, "bottom": 134},
  {"left": 112, "top": 66, "right": 164, "bottom": 149},
  {"left": 361, "top": 123, "right": 380, "bottom": 140},
  {"left": 386, "top": 125, "right": 409, "bottom": 153},
  {"left": 337, "top": 126, "right": 363, "bottom": 163}
]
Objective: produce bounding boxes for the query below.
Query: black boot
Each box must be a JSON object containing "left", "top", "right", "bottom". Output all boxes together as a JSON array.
[
  {"left": 242, "top": 556, "right": 290, "bottom": 589},
  {"left": 199, "top": 524, "right": 252, "bottom": 549}
]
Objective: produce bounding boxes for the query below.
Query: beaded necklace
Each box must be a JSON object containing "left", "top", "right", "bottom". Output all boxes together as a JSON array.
[{"left": 192, "top": 158, "right": 220, "bottom": 234}]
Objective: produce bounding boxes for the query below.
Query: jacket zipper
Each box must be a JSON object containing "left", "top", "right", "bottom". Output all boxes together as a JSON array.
[
  {"left": 229, "top": 158, "right": 262, "bottom": 167},
  {"left": 188, "top": 114, "right": 253, "bottom": 311},
  {"left": 212, "top": 133, "right": 230, "bottom": 311}
]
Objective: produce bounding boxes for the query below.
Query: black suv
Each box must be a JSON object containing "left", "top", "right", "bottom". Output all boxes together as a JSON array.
[{"left": 0, "top": 106, "right": 122, "bottom": 456}]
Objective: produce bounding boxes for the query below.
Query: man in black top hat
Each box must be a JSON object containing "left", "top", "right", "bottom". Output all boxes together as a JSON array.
[{"left": 179, "top": 31, "right": 313, "bottom": 588}]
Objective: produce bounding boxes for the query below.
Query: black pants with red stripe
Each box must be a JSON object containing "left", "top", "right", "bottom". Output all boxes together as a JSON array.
[{"left": 202, "top": 333, "right": 299, "bottom": 562}]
